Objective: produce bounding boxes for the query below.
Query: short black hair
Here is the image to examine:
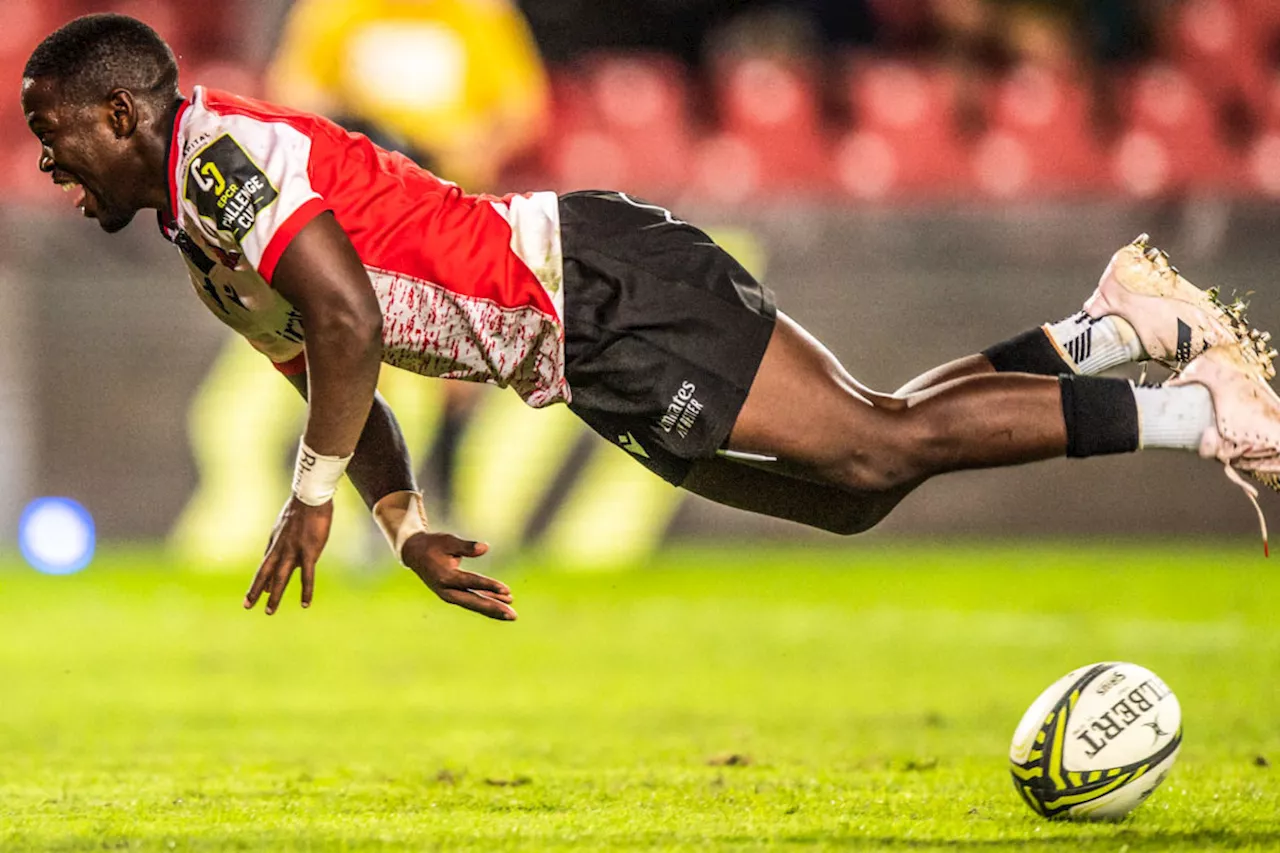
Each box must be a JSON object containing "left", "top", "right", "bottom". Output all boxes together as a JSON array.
[{"left": 23, "top": 13, "right": 179, "bottom": 106}]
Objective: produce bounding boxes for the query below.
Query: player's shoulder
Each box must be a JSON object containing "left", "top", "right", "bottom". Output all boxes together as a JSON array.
[
  {"left": 186, "top": 86, "right": 335, "bottom": 143},
  {"left": 176, "top": 87, "right": 332, "bottom": 209},
  {"left": 175, "top": 88, "right": 328, "bottom": 249}
]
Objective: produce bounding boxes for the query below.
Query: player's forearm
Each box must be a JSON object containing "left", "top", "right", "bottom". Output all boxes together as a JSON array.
[
  {"left": 346, "top": 392, "right": 419, "bottom": 510},
  {"left": 301, "top": 311, "right": 382, "bottom": 457},
  {"left": 270, "top": 211, "right": 386, "bottom": 460},
  {"left": 285, "top": 374, "right": 418, "bottom": 510}
]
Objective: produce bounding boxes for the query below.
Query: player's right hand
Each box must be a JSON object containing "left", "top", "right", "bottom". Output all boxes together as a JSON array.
[
  {"left": 244, "top": 496, "right": 333, "bottom": 615},
  {"left": 401, "top": 533, "right": 517, "bottom": 622}
]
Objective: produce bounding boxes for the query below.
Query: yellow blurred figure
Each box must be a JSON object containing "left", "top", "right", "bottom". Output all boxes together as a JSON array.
[{"left": 267, "top": 0, "right": 549, "bottom": 189}]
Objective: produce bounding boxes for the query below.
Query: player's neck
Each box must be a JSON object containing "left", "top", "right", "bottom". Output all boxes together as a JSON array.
[{"left": 147, "top": 95, "right": 186, "bottom": 217}]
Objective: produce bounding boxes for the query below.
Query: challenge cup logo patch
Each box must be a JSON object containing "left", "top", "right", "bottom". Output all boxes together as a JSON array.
[{"left": 184, "top": 135, "right": 279, "bottom": 242}]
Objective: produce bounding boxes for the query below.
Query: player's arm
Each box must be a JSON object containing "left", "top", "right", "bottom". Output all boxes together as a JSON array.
[
  {"left": 274, "top": 211, "right": 383, "bottom": 460},
  {"left": 242, "top": 211, "right": 381, "bottom": 615},
  {"left": 278, "top": 370, "right": 517, "bottom": 622}
]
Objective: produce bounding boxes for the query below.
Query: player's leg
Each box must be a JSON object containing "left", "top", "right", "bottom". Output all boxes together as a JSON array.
[
  {"left": 688, "top": 310, "right": 1280, "bottom": 539},
  {"left": 727, "top": 313, "right": 1079, "bottom": 495},
  {"left": 894, "top": 235, "right": 1275, "bottom": 396},
  {"left": 680, "top": 455, "right": 919, "bottom": 535},
  {"left": 557, "top": 194, "right": 1279, "bottom": 537},
  {"left": 735, "top": 306, "right": 1280, "bottom": 500},
  {"left": 708, "top": 233, "right": 1280, "bottom": 537}
]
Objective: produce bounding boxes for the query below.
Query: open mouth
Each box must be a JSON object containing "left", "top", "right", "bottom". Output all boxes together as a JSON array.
[{"left": 53, "top": 173, "right": 92, "bottom": 215}]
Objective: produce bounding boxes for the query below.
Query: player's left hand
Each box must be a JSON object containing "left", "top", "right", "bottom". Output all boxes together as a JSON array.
[
  {"left": 244, "top": 496, "right": 333, "bottom": 614},
  {"left": 402, "top": 532, "right": 517, "bottom": 621}
]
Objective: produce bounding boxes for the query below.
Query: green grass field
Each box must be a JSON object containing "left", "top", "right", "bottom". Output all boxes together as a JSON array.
[{"left": 0, "top": 543, "right": 1277, "bottom": 851}]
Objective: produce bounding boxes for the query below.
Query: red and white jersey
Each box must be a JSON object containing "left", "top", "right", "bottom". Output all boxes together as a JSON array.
[{"left": 159, "top": 86, "right": 568, "bottom": 407}]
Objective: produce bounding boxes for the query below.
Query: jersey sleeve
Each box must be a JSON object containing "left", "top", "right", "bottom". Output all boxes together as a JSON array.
[
  {"left": 181, "top": 113, "right": 330, "bottom": 282},
  {"left": 271, "top": 351, "right": 308, "bottom": 376}
]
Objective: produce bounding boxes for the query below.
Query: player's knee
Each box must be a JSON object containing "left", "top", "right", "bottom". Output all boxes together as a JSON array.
[
  {"left": 815, "top": 486, "right": 909, "bottom": 535},
  {"left": 820, "top": 506, "right": 886, "bottom": 536},
  {"left": 827, "top": 445, "right": 919, "bottom": 494},
  {"left": 834, "top": 414, "right": 939, "bottom": 492}
]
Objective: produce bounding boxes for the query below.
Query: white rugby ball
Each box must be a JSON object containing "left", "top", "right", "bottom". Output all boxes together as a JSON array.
[{"left": 1009, "top": 661, "right": 1181, "bottom": 820}]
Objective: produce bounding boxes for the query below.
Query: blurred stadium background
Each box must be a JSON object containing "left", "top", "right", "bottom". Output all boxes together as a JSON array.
[
  {"left": 4, "top": 0, "right": 1280, "bottom": 567},
  {"left": 5, "top": 4, "right": 1280, "bottom": 849}
]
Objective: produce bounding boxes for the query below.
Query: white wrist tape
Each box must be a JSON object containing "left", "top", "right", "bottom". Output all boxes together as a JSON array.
[
  {"left": 372, "top": 490, "right": 430, "bottom": 559},
  {"left": 292, "top": 440, "right": 352, "bottom": 506}
]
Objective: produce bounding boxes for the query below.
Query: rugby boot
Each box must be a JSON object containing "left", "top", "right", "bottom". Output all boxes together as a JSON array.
[
  {"left": 1084, "top": 234, "right": 1276, "bottom": 379},
  {"left": 1170, "top": 343, "right": 1280, "bottom": 554}
]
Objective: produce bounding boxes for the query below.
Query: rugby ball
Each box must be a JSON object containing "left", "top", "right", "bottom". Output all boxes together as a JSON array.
[{"left": 1009, "top": 661, "right": 1181, "bottom": 820}]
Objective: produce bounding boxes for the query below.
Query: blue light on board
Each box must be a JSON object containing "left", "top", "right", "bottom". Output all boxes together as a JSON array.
[{"left": 18, "top": 497, "right": 96, "bottom": 575}]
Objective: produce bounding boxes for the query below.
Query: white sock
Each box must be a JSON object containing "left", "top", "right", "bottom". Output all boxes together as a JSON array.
[
  {"left": 1131, "top": 383, "right": 1215, "bottom": 451},
  {"left": 1044, "top": 312, "right": 1143, "bottom": 375}
]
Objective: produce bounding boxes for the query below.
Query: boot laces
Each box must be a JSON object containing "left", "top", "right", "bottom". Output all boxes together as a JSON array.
[{"left": 1223, "top": 464, "right": 1269, "bottom": 557}]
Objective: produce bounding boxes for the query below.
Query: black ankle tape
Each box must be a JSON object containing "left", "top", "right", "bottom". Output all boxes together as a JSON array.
[
  {"left": 982, "top": 328, "right": 1073, "bottom": 375},
  {"left": 1058, "top": 375, "right": 1140, "bottom": 458}
]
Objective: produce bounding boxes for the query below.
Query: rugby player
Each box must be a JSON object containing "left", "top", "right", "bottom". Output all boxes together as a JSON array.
[{"left": 20, "top": 15, "right": 1280, "bottom": 620}]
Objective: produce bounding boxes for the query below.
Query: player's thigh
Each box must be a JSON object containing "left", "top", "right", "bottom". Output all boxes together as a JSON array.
[
  {"left": 727, "top": 312, "right": 906, "bottom": 467},
  {"left": 682, "top": 456, "right": 909, "bottom": 535}
]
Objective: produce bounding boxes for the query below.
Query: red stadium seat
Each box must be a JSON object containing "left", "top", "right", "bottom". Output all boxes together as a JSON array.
[
  {"left": 714, "top": 55, "right": 823, "bottom": 139},
  {"left": 1111, "top": 64, "right": 1244, "bottom": 196},
  {"left": 585, "top": 53, "right": 691, "bottom": 137},
  {"left": 705, "top": 56, "right": 832, "bottom": 197},
  {"left": 547, "top": 128, "right": 694, "bottom": 198},
  {"left": 544, "top": 54, "right": 695, "bottom": 196},
  {"left": 584, "top": 53, "right": 694, "bottom": 195},
  {"left": 1238, "top": 0, "right": 1280, "bottom": 60},
  {"left": 711, "top": 56, "right": 829, "bottom": 189},
  {"left": 544, "top": 54, "right": 695, "bottom": 197},
  {"left": 686, "top": 131, "right": 832, "bottom": 204},
  {"left": 1246, "top": 132, "right": 1280, "bottom": 197},
  {"left": 546, "top": 69, "right": 596, "bottom": 132},
  {"left": 547, "top": 130, "right": 632, "bottom": 193},
  {"left": 1165, "top": 0, "right": 1269, "bottom": 117},
  {"left": 687, "top": 133, "right": 765, "bottom": 205},
  {"left": 840, "top": 59, "right": 970, "bottom": 199},
  {"left": 974, "top": 66, "right": 1106, "bottom": 198},
  {"left": 1260, "top": 73, "right": 1280, "bottom": 131}
]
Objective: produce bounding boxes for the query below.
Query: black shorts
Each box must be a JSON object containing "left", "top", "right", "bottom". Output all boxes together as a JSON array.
[{"left": 559, "top": 190, "right": 777, "bottom": 485}]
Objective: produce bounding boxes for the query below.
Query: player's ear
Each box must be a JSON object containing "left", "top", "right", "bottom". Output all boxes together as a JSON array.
[{"left": 106, "top": 88, "right": 137, "bottom": 137}]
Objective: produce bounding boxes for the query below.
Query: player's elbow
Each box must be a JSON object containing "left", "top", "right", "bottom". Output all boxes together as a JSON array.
[{"left": 311, "top": 296, "right": 383, "bottom": 357}]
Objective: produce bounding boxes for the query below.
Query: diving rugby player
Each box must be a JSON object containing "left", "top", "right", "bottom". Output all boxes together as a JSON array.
[{"left": 21, "top": 14, "right": 1280, "bottom": 618}]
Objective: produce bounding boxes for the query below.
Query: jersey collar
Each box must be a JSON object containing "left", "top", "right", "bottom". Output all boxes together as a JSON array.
[{"left": 157, "top": 93, "right": 193, "bottom": 239}]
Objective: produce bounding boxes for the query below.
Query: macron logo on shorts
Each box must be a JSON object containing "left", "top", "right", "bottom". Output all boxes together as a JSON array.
[
  {"left": 659, "top": 381, "right": 703, "bottom": 440},
  {"left": 617, "top": 432, "right": 650, "bottom": 458}
]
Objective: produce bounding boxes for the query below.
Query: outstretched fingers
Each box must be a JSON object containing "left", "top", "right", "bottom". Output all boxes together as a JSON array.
[
  {"left": 265, "top": 558, "right": 298, "bottom": 615},
  {"left": 300, "top": 556, "right": 316, "bottom": 609},
  {"left": 430, "top": 557, "right": 516, "bottom": 620},
  {"left": 244, "top": 551, "right": 283, "bottom": 610},
  {"left": 452, "top": 568, "right": 512, "bottom": 602},
  {"left": 245, "top": 548, "right": 303, "bottom": 615},
  {"left": 436, "top": 585, "right": 518, "bottom": 621}
]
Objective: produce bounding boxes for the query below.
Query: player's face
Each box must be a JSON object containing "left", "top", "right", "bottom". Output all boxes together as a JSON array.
[{"left": 21, "top": 77, "right": 141, "bottom": 233}]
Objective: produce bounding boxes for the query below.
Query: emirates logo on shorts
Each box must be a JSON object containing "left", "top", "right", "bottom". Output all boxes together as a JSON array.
[{"left": 659, "top": 381, "right": 703, "bottom": 439}]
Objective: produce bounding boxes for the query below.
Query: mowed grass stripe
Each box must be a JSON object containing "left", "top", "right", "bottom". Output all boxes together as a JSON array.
[{"left": 0, "top": 543, "right": 1276, "bottom": 851}]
